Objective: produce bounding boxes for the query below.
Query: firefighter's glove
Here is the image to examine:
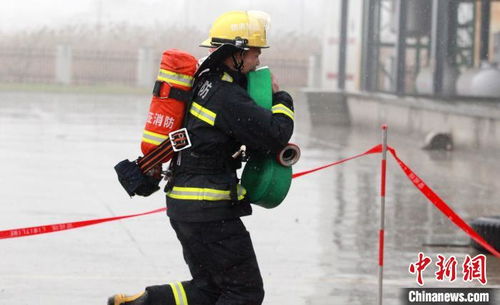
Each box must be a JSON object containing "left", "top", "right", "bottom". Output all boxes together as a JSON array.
[{"left": 114, "top": 159, "right": 161, "bottom": 197}]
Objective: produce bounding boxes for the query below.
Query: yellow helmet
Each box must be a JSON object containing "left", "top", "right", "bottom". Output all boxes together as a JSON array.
[{"left": 200, "top": 10, "right": 271, "bottom": 49}]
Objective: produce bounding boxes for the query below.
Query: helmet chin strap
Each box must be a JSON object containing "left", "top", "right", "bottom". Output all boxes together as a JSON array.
[{"left": 231, "top": 50, "right": 245, "bottom": 72}]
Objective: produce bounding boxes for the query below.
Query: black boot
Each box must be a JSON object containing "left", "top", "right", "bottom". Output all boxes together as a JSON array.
[{"left": 107, "top": 291, "right": 148, "bottom": 305}]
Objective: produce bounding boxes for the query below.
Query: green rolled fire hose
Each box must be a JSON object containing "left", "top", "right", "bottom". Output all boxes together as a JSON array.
[{"left": 241, "top": 67, "right": 293, "bottom": 209}]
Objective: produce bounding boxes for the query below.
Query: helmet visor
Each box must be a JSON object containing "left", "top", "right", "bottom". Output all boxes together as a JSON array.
[{"left": 247, "top": 10, "right": 271, "bottom": 48}]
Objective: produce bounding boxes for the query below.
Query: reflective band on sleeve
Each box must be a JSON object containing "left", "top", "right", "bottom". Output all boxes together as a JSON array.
[
  {"left": 142, "top": 130, "right": 168, "bottom": 146},
  {"left": 157, "top": 69, "right": 194, "bottom": 87},
  {"left": 221, "top": 72, "right": 234, "bottom": 82},
  {"left": 272, "top": 103, "right": 294, "bottom": 120},
  {"left": 190, "top": 102, "right": 217, "bottom": 126},
  {"left": 178, "top": 282, "right": 188, "bottom": 305},
  {"left": 167, "top": 185, "right": 246, "bottom": 201},
  {"left": 169, "top": 282, "right": 188, "bottom": 305}
]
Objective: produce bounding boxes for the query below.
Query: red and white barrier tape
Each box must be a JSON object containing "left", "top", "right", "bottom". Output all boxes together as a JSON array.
[
  {"left": 388, "top": 147, "right": 500, "bottom": 258},
  {"left": 292, "top": 145, "right": 382, "bottom": 178},
  {"left": 1, "top": 145, "right": 499, "bottom": 259},
  {"left": 0, "top": 208, "right": 166, "bottom": 240}
]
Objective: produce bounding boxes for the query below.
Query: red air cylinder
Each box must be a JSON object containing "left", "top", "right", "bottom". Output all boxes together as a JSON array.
[{"left": 140, "top": 49, "right": 198, "bottom": 163}]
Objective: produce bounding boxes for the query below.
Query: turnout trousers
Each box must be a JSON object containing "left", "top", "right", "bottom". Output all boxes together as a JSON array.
[{"left": 146, "top": 218, "right": 264, "bottom": 305}]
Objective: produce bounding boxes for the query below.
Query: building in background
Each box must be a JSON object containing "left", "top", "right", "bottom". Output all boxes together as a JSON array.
[
  {"left": 307, "top": 0, "right": 500, "bottom": 151},
  {"left": 315, "top": 0, "right": 500, "bottom": 97}
]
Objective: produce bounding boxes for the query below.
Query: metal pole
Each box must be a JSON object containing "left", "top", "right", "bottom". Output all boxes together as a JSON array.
[
  {"left": 373, "top": 0, "right": 382, "bottom": 92},
  {"left": 338, "top": 0, "right": 349, "bottom": 90},
  {"left": 431, "top": 0, "right": 450, "bottom": 95},
  {"left": 378, "top": 124, "right": 388, "bottom": 305},
  {"left": 480, "top": 0, "right": 491, "bottom": 61},
  {"left": 394, "top": 0, "right": 407, "bottom": 95},
  {"left": 431, "top": 0, "right": 442, "bottom": 94},
  {"left": 361, "top": 0, "right": 377, "bottom": 91}
]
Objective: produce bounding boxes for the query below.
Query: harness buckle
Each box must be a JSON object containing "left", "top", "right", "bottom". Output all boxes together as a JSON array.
[
  {"left": 169, "top": 128, "right": 192, "bottom": 152},
  {"left": 231, "top": 145, "right": 247, "bottom": 161}
]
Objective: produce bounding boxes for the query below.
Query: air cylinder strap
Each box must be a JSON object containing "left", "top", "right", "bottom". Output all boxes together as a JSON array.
[
  {"left": 137, "top": 139, "right": 173, "bottom": 173},
  {"left": 153, "top": 81, "right": 192, "bottom": 103}
]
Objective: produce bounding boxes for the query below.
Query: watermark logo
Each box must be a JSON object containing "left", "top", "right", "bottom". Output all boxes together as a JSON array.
[
  {"left": 403, "top": 288, "right": 494, "bottom": 304},
  {"left": 409, "top": 252, "right": 487, "bottom": 286}
]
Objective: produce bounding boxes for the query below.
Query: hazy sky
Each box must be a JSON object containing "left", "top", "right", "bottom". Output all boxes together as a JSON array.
[{"left": 0, "top": 0, "right": 326, "bottom": 35}]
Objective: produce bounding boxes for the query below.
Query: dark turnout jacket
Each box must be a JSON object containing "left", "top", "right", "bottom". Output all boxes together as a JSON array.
[{"left": 166, "top": 64, "right": 294, "bottom": 222}]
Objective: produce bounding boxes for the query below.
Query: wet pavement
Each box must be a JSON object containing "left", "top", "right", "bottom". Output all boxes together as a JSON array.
[{"left": 0, "top": 90, "right": 499, "bottom": 305}]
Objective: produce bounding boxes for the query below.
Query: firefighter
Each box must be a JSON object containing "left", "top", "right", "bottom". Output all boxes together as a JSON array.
[{"left": 108, "top": 10, "right": 294, "bottom": 305}]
